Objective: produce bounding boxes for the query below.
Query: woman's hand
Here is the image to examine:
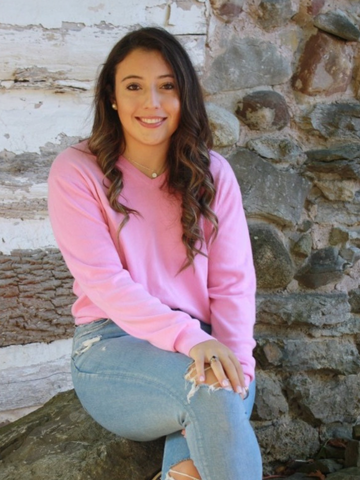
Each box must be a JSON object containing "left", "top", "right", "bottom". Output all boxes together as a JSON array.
[{"left": 188, "top": 339, "right": 248, "bottom": 398}]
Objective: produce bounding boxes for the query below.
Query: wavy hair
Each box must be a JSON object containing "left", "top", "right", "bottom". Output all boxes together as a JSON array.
[{"left": 88, "top": 27, "right": 218, "bottom": 269}]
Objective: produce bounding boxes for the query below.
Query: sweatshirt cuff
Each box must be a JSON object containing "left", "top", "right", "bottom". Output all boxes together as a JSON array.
[{"left": 174, "top": 325, "right": 214, "bottom": 357}]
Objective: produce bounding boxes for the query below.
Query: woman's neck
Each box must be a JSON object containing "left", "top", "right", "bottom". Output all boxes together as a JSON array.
[{"left": 123, "top": 144, "right": 169, "bottom": 178}]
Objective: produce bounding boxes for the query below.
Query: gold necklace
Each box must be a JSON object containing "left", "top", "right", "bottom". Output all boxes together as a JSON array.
[{"left": 126, "top": 156, "right": 165, "bottom": 179}]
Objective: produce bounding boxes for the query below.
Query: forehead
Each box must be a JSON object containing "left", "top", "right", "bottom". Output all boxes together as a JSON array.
[{"left": 115, "top": 49, "right": 173, "bottom": 78}]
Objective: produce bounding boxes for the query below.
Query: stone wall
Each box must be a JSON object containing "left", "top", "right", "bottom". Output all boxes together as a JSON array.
[{"left": 1, "top": 0, "right": 360, "bottom": 470}]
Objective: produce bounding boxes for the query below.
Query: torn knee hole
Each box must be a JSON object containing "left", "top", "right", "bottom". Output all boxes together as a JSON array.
[{"left": 184, "top": 363, "right": 231, "bottom": 402}]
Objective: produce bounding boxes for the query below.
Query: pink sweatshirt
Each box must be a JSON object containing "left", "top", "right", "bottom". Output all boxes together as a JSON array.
[{"left": 48, "top": 142, "right": 256, "bottom": 384}]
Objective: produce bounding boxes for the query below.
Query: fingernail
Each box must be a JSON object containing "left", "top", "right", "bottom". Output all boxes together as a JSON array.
[
  {"left": 222, "top": 379, "right": 230, "bottom": 387},
  {"left": 199, "top": 375, "right": 205, "bottom": 382},
  {"left": 240, "top": 387, "right": 249, "bottom": 399},
  {"left": 236, "top": 386, "right": 242, "bottom": 394}
]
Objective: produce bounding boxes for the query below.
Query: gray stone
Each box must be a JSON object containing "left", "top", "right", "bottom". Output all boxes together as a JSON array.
[
  {"left": 345, "top": 440, "right": 360, "bottom": 467},
  {"left": 305, "top": 144, "right": 360, "bottom": 180},
  {"left": 287, "top": 373, "right": 360, "bottom": 424},
  {"left": 314, "top": 10, "right": 360, "bottom": 42},
  {"left": 205, "top": 102, "right": 240, "bottom": 147},
  {"left": 312, "top": 200, "right": 360, "bottom": 228},
  {"left": 210, "top": 0, "right": 245, "bottom": 22},
  {"left": 257, "top": 337, "right": 360, "bottom": 374},
  {"left": 228, "top": 148, "right": 311, "bottom": 226},
  {"left": 253, "top": 370, "right": 288, "bottom": 420},
  {"left": 295, "top": 247, "right": 348, "bottom": 289},
  {"left": 202, "top": 38, "right": 291, "bottom": 94},
  {"left": 292, "top": 31, "right": 353, "bottom": 96},
  {"left": 327, "top": 467, "right": 360, "bottom": 479},
  {"left": 249, "top": 224, "right": 294, "bottom": 289},
  {"left": 304, "top": 103, "right": 360, "bottom": 140},
  {"left": 257, "top": 0, "right": 294, "bottom": 30},
  {"left": 246, "top": 136, "right": 303, "bottom": 163},
  {"left": 340, "top": 246, "right": 360, "bottom": 266},
  {"left": 254, "top": 417, "right": 320, "bottom": 464},
  {"left": 292, "top": 233, "right": 312, "bottom": 257},
  {"left": 349, "top": 289, "right": 360, "bottom": 313},
  {"left": 330, "top": 227, "right": 350, "bottom": 246},
  {"left": 298, "top": 458, "right": 343, "bottom": 474},
  {"left": 256, "top": 293, "right": 351, "bottom": 327},
  {"left": 353, "top": 425, "right": 360, "bottom": 440},
  {"left": 236, "top": 91, "right": 290, "bottom": 131},
  {"left": 0, "top": 249, "right": 75, "bottom": 347},
  {"left": 0, "top": 390, "right": 164, "bottom": 480}
]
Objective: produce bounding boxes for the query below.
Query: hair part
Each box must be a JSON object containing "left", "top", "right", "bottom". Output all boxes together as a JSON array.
[{"left": 88, "top": 26, "right": 218, "bottom": 270}]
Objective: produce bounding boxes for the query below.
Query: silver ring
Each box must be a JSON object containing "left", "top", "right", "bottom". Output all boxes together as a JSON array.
[{"left": 210, "top": 355, "right": 219, "bottom": 364}]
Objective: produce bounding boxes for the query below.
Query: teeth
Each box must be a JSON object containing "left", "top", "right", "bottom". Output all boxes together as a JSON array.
[{"left": 139, "top": 118, "right": 163, "bottom": 124}]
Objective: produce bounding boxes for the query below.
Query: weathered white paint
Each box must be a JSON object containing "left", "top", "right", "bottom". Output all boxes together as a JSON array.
[
  {"left": 0, "top": 26, "right": 206, "bottom": 81},
  {"left": 0, "top": 339, "right": 73, "bottom": 423},
  {"left": 1, "top": 218, "right": 57, "bottom": 254},
  {"left": 0, "top": 183, "right": 48, "bottom": 203},
  {"left": 0, "top": 89, "right": 92, "bottom": 154},
  {"left": 0, "top": 0, "right": 206, "bottom": 32}
]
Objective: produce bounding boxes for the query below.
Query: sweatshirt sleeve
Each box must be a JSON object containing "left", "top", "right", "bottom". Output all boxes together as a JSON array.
[
  {"left": 47, "top": 149, "right": 213, "bottom": 355},
  {"left": 207, "top": 153, "right": 257, "bottom": 385}
]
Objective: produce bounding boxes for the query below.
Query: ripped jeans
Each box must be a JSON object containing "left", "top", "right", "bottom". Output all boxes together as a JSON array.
[{"left": 71, "top": 319, "right": 262, "bottom": 480}]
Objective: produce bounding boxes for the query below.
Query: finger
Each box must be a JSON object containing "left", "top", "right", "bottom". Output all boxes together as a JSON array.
[
  {"left": 209, "top": 357, "right": 231, "bottom": 389},
  {"left": 231, "top": 356, "right": 248, "bottom": 398},
  {"left": 221, "top": 357, "right": 242, "bottom": 393},
  {"left": 193, "top": 355, "right": 205, "bottom": 383}
]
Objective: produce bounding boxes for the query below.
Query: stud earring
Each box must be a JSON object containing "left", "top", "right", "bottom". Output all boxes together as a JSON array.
[{"left": 112, "top": 103, "right": 117, "bottom": 110}]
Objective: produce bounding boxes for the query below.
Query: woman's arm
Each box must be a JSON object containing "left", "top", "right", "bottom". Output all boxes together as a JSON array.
[{"left": 48, "top": 148, "right": 213, "bottom": 355}]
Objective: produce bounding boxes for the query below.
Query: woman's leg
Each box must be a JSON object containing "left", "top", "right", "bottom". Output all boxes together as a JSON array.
[
  {"left": 71, "top": 319, "right": 262, "bottom": 480},
  {"left": 162, "top": 377, "right": 258, "bottom": 480}
]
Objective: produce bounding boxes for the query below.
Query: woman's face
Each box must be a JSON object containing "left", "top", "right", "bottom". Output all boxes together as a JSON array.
[{"left": 113, "top": 49, "right": 181, "bottom": 155}]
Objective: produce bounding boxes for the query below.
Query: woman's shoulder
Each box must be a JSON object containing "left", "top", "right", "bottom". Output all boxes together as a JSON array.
[
  {"left": 50, "top": 140, "right": 98, "bottom": 178},
  {"left": 208, "top": 150, "right": 236, "bottom": 182}
]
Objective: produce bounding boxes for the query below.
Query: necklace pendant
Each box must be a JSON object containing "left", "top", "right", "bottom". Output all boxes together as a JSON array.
[{"left": 152, "top": 172, "right": 158, "bottom": 178}]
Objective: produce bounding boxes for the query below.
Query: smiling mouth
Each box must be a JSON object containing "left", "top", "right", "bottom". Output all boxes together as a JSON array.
[{"left": 137, "top": 117, "right": 166, "bottom": 125}]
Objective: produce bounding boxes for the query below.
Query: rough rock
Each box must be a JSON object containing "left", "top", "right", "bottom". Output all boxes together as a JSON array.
[
  {"left": 327, "top": 467, "right": 360, "bottom": 479},
  {"left": 235, "top": 90, "right": 290, "bottom": 131},
  {"left": 256, "top": 337, "right": 360, "bottom": 374},
  {"left": 307, "top": 0, "right": 326, "bottom": 16},
  {"left": 315, "top": 180, "right": 359, "bottom": 202},
  {"left": 298, "top": 458, "right": 343, "bottom": 474},
  {"left": 256, "top": 293, "right": 351, "bottom": 327},
  {"left": 254, "top": 417, "right": 320, "bottom": 464},
  {"left": 330, "top": 227, "right": 350, "bottom": 246},
  {"left": 229, "top": 148, "right": 311, "bottom": 226},
  {"left": 349, "top": 289, "right": 360, "bottom": 313},
  {"left": 292, "top": 31, "right": 353, "bottom": 96},
  {"left": 253, "top": 370, "right": 289, "bottom": 420},
  {"left": 0, "top": 390, "right": 164, "bottom": 480},
  {"left": 295, "top": 247, "right": 348, "bottom": 288},
  {"left": 257, "top": 0, "right": 294, "bottom": 30},
  {"left": 205, "top": 102, "right": 240, "bottom": 147},
  {"left": 314, "top": 10, "right": 360, "bottom": 42},
  {"left": 286, "top": 373, "right": 360, "bottom": 424},
  {"left": 209, "top": 0, "right": 244, "bottom": 22},
  {"left": 292, "top": 233, "right": 312, "bottom": 257},
  {"left": 246, "top": 136, "right": 303, "bottom": 164},
  {"left": 0, "top": 249, "right": 75, "bottom": 347},
  {"left": 340, "top": 246, "right": 360, "bottom": 266},
  {"left": 305, "top": 144, "right": 360, "bottom": 179},
  {"left": 202, "top": 38, "right": 291, "bottom": 94},
  {"left": 304, "top": 103, "right": 360, "bottom": 140},
  {"left": 249, "top": 224, "right": 294, "bottom": 289},
  {"left": 345, "top": 440, "right": 360, "bottom": 467}
]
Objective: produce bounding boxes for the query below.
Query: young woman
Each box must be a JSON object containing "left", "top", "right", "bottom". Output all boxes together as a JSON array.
[{"left": 48, "top": 27, "right": 262, "bottom": 480}]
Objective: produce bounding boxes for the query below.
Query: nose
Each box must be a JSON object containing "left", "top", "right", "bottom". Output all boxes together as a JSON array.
[{"left": 144, "top": 86, "right": 160, "bottom": 108}]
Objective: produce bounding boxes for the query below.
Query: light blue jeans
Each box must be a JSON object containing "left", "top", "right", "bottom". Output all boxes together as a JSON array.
[{"left": 71, "top": 318, "right": 262, "bottom": 480}]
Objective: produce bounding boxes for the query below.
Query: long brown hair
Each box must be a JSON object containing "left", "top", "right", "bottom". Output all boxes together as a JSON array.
[{"left": 88, "top": 27, "right": 218, "bottom": 269}]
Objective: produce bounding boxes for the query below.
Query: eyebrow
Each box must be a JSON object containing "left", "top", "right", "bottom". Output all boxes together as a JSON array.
[{"left": 121, "top": 74, "right": 175, "bottom": 82}]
